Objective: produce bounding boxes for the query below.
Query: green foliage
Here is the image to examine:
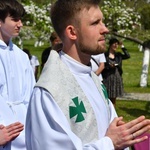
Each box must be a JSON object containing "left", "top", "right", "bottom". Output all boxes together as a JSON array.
[
  {"left": 124, "top": 0, "right": 147, "bottom": 10},
  {"left": 139, "top": 4, "right": 150, "bottom": 30},
  {"left": 32, "top": 0, "right": 55, "bottom": 4},
  {"left": 128, "top": 29, "right": 150, "bottom": 42}
]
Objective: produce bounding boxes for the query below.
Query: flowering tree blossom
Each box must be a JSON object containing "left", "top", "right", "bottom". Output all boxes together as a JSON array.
[
  {"left": 17, "top": 0, "right": 53, "bottom": 47},
  {"left": 101, "top": 0, "right": 141, "bottom": 35}
]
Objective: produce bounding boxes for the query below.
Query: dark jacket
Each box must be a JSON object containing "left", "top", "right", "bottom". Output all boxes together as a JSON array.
[{"left": 102, "top": 47, "right": 130, "bottom": 78}]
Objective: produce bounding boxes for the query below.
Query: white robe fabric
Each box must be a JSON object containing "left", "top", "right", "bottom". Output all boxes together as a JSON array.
[
  {"left": 91, "top": 53, "right": 106, "bottom": 81},
  {"left": 0, "top": 40, "right": 35, "bottom": 150},
  {"left": 26, "top": 51, "right": 129, "bottom": 150},
  {"left": 30, "top": 55, "right": 39, "bottom": 74}
]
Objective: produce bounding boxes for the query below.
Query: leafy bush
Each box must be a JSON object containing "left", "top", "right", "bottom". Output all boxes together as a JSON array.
[{"left": 139, "top": 4, "right": 150, "bottom": 30}]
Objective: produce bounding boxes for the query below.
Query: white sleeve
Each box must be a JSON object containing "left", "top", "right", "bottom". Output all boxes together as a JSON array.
[
  {"left": 23, "top": 59, "right": 36, "bottom": 107},
  {"left": 99, "top": 54, "right": 106, "bottom": 63},
  {"left": 34, "top": 56, "right": 40, "bottom": 66},
  {"left": 26, "top": 88, "right": 116, "bottom": 150}
]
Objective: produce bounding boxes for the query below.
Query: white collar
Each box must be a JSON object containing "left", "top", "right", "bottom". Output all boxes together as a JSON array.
[
  {"left": 60, "top": 51, "right": 92, "bottom": 75},
  {"left": 0, "top": 39, "right": 13, "bottom": 50}
]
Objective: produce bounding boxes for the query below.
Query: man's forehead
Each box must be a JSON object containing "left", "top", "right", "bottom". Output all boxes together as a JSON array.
[{"left": 79, "top": 6, "right": 103, "bottom": 20}]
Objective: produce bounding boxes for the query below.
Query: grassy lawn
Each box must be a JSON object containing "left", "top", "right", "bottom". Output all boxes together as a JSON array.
[
  {"left": 22, "top": 39, "right": 50, "bottom": 64},
  {"left": 116, "top": 100, "right": 150, "bottom": 122},
  {"left": 122, "top": 41, "right": 150, "bottom": 93},
  {"left": 21, "top": 39, "right": 150, "bottom": 121}
]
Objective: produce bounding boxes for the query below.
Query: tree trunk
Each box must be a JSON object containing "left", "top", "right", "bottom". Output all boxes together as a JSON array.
[{"left": 140, "top": 48, "right": 150, "bottom": 87}]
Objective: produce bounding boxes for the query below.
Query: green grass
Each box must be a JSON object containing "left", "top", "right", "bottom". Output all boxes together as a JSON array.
[
  {"left": 116, "top": 100, "right": 150, "bottom": 122},
  {"left": 22, "top": 39, "right": 50, "bottom": 64},
  {"left": 122, "top": 41, "right": 150, "bottom": 93}
]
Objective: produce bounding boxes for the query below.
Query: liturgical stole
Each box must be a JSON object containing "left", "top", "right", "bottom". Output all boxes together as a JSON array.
[{"left": 36, "top": 50, "right": 110, "bottom": 144}]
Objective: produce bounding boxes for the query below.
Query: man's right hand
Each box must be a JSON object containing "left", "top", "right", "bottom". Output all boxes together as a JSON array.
[{"left": 105, "top": 116, "right": 150, "bottom": 150}]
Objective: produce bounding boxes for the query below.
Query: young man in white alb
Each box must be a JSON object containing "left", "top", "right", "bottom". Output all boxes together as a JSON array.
[
  {"left": 0, "top": 0, "right": 35, "bottom": 149},
  {"left": 26, "top": 0, "right": 150, "bottom": 150}
]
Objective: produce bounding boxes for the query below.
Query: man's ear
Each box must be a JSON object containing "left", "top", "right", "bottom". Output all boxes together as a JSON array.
[{"left": 65, "top": 25, "right": 77, "bottom": 40}]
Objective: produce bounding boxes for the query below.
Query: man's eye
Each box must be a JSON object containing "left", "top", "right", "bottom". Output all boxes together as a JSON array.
[{"left": 92, "top": 21, "right": 99, "bottom": 25}]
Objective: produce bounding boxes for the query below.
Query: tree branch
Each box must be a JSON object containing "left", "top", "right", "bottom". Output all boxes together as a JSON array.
[{"left": 111, "top": 32, "right": 143, "bottom": 45}]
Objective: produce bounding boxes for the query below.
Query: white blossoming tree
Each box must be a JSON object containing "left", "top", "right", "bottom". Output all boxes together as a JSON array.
[
  {"left": 101, "top": 0, "right": 141, "bottom": 35},
  {"left": 17, "top": 0, "right": 53, "bottom": 47}
]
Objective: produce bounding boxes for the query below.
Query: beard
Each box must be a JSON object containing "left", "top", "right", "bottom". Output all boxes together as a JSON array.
[{"left": 76, "top": 35, "right": 106, "bottom": 55}]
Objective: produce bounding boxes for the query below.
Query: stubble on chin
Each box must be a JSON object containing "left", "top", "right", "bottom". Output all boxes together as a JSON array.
[
  {"left": 78, "top": 37, "right": 107, "bottom": 55},
  {"left": 81, "top": 47, "right": 106, "bottom": 55}
]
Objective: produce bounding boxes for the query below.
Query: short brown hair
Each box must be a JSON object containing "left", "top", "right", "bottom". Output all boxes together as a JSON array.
[
  {"left": 50, "top": 0, "right": 101, "bottom": 39},
  {"left": 0, "top": 0, "right": 25, "bottom": 22}
]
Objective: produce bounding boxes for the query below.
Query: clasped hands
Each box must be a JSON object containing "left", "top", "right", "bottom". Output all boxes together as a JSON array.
[{"left": 106, "top": 116, "right": 150, "bottom": 150}]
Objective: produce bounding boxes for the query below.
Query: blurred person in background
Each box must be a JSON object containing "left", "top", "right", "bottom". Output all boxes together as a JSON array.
[
  {"left": 23, "top": 48, "right": 39, "bottom": 81},
  {"left": 41, "top": 31, "right": 62, "bottom": 71},
  {"left": 91, "top": 53, "right": 106, "bottom": 81},
  {"left": 102, "top": 38, "right": 130, "bottom": 107}
]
